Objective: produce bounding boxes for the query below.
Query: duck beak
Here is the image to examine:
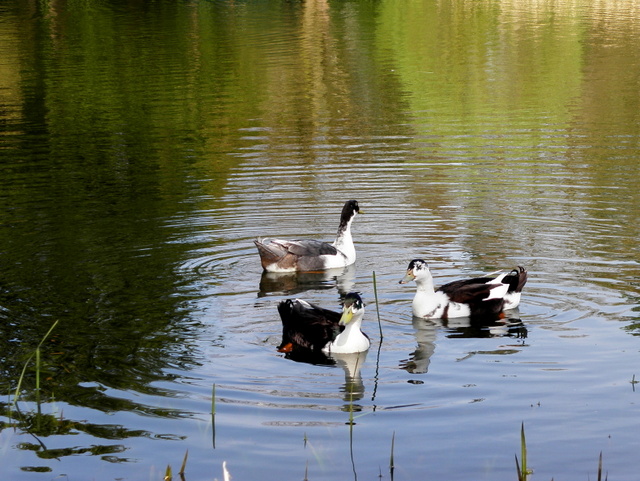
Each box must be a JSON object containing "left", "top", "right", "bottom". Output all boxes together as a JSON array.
[
  {"left": 339, "top": 306, "right": 354, "bottom": 326},
  {"left": 399, "top": 270, "right": 415, "bottom": 284}
]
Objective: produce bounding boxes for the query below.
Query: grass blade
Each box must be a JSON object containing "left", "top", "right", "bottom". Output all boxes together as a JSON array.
[
  {"left": 597, "top": 451, "right": 603, "bottom": 481},
  {"left": 179, "top": 449, "right": 188, "bottom": 475},
  {"left": 212, "top": 384, "right": 216, "bottom": 449},
  {"left": 389, "top": 431, "right": 395, "bottom": 472},
  {"left": 520, "top": 422, "right": 527, "bottom": 478},
  {"left": 12, "top": 320, "right": 59, "bottom": 408},
  {"left": 372, "top": 271, "right": 383, "bottom": 340}
]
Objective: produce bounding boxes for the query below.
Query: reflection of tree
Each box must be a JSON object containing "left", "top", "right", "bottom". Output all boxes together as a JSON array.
[
  {"left": 0, "top": 404, "right": 144, "bottom": 462},
  {"left": 379, "top": 0, "right": 640, "bottom": 273},
  {"left": 0, "top": 0, "right": 237, "bottom": 444}
]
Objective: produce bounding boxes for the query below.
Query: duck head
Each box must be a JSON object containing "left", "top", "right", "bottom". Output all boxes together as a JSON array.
[
  {"left": 340, "top": 200, "right": 360, "bottom": 223},
  {"left": 399, "top": 259, "right": 431, "bottom": 284},
  {"left": 339, "top": 292, "right": 365, "bottom": 326}
]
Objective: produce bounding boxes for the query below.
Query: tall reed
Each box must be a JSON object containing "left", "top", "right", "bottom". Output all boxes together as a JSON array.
[
  {"left": 13, "top": 320, "right": 59, "bottom": 408},
  {"left": 372, "top": 271, "right": 383, "bottom": 340},
  {"left": 515, "top": 422, "right": 530, "bottom": 481}
]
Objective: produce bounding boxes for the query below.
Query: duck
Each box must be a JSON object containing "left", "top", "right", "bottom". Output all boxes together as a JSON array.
[
  {"left": 399, "top": 259, "right": 528, "bottom": 319},
  {"left": 277, "top": 292, "right": 370, "bottom": 355},
  {"left": 254, "top": 200, "right": 360, "bottom": 272}
]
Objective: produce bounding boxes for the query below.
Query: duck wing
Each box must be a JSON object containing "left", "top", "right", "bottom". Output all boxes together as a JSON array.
[
  {"left": 256, "top": 238, "right": 338, "bottom": 258},
  {"left": 438, "top": 278, "right": 502, "bottom": 304},
  {"left": 277, "top": 299, "right": 344, "bottom": 352},
  {"left": 282, "top": 239, "right": 338, "bottom": 257}
]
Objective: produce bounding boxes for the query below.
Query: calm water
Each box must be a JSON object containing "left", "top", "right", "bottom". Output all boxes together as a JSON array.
[{"left": 1, "top": 1, "right": 640, "bottom": 480}]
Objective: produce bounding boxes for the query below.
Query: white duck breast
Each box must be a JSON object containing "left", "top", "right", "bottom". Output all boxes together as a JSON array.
[{"left": 324, "top": 299, "right": 370, "bottom": 354}]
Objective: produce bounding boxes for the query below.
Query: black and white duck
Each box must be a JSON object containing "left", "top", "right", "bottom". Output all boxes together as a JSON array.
[
  {"left": 399, "top": 259, "right": 527, "bottom": 319},
  {"left": 277, "top": 292, "right": 370, "bottom": 354},
  {"left": 254, "top": 200, "right": 360, "bottom": 272}
]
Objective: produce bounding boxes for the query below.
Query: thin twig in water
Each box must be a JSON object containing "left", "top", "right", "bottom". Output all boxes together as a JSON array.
[
  {"left": 212, "top": 384, "right": 216, "bottom": 449},
  {"left": 372, "top": 271, "right": 383, "bottom": 340},
  {"left": 597, "top": 451, "right": 603, "bottom": 481},
  {"left": 389, "top": 431, "right": 395, "bottom": 474}
]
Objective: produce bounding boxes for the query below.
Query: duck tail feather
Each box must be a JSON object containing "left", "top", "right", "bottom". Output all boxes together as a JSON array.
[
  {"left": 254, "top": 238, "right": 286, "bottom": 265},
  {"left": 506, "top": 266, "right": 528, "bottom": 293}
]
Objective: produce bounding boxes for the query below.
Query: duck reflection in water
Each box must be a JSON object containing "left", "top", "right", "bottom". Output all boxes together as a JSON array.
[
  {"left": 335, "top": 351, "right": 368, "bottom": 404},
  {"left": 258, "top": 263, "right": 356, "bottom": 298},
  {"left": 401, "top": 313, "right": 527, "bottom": 374}
]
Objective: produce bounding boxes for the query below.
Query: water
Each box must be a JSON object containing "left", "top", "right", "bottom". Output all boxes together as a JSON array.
[{"left": 1, "top": 1, "right": 639, "bottom": 480}]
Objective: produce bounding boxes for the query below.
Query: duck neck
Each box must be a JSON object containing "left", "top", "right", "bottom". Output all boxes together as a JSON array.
[
  {"left": 329, "top": 316, "right": 368, "bottom": 353},
  {"left": 333, "top": 216, "right": 355, "bottom": 261},
  {"left": 412, "top": 275, "right": 438, "bottom": 317},
  {"left": 414, "top": 274, "right": 436, "bottom": 294}
]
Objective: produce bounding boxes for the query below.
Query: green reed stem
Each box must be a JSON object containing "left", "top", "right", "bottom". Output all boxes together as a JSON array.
[
  {"left": 179, "top": 449, "right": 188, "bottom": 475},
  {"left": 372, "top": 271, "right": 383, "bottom": 340},
  {"left": 517, "top": 422, "right": 529, "bottom": 481},
  {"left": 212, "top": 383, "right": 216, "bottom": 415},
  {"left": 35, "top": 347, "right": 41, "bottom": 413},
  {"left": 212, "top": 384, "right": 216, "bottom": 449},
  {"left": 13, "top": 320, "right": 58, "bottom": 408}
]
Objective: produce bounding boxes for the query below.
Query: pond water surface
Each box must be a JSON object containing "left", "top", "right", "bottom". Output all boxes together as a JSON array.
[{"left": 1, "top": 1, "right": 640, "bottom": 480}]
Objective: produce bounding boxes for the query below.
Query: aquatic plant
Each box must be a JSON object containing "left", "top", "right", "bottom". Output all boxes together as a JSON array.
[
  {"left": 212, "top": 384, "right": 216, "bottom": 448},
  {"left": 12, "top": 320, "right": 59, "bottom": 409},
  {"left": 372, "top": 271, "right": 383, "bottom": 340},
  {"left": 389, "top": 430, "right": 396, "bottom": 479},
  {"left": 516, "top": 423, "right": 606, "bottom": 481},
  {"left": 515, "top": 422, "right": 531, "bottom": 481}
]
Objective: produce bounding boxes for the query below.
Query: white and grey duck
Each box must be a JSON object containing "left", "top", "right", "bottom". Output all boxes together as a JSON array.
[
  {"left": 254, "top": 200, "right": 360, "bottom": 272},
  {"left": 400, "top": 259, "right": 527, "bottom": 319}
]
